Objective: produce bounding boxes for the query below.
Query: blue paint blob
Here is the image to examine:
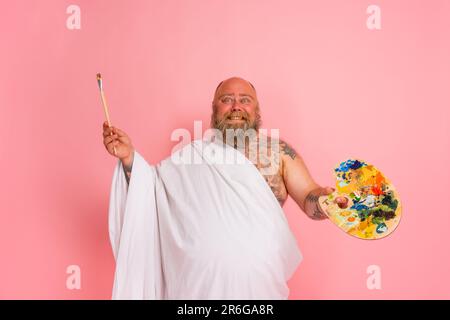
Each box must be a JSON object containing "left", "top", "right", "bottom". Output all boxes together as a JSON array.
[
  {"left": 336, "top": 159, "right": 367, "bottom": 173},
  {"left": 350, "top": 160, "right": 364, "bottom": 170},
  {"left": 376, "top": 223, "right": 388, "bottom": 234},
  {"left": 350, "top": 203, "right": 369, "bottom": 211}
]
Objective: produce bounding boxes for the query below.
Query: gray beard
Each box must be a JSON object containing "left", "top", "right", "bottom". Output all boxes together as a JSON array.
[
  {"left": 214, "top": 123, "right": 256, "bottom": 149},
  {"left": 211, "top": 113, "right": 261, "bottom": 149}
]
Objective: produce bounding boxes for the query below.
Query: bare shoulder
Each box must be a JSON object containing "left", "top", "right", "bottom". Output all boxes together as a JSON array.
[
  {"left": 279, "top": 139, "right": 297, "bottom": 161},
  {"left": 277, "top": 139, "right": 308, "bottom": 178},
  {"left": 261, "top": 136, "right": 297, "bottom": 159}
]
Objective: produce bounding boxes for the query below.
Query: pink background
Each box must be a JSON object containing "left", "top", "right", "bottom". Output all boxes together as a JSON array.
[{"left": 1, "top": 0, "right": 449, "bottom": 299}]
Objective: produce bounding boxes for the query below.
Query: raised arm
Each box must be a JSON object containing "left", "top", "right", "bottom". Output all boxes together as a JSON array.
[{"left": 280, "top": 140, "right": 335, "bottom": 220}]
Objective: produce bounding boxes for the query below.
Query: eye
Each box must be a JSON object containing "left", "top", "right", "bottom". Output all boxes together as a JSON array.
[
  {"left": 221, "top": 97, "right": 233, "bottom": 104},
  {"left": 240, "top": 97, "right": 251, "bottom": 104}
]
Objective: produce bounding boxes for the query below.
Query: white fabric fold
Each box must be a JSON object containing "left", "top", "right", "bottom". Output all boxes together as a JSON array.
[{"left": 108, "top": 140, "right": 302, "bottom": 299}]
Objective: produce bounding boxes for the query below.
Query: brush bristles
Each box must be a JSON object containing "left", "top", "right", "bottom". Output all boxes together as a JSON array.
[{"left": 96, "top": 73, "right": 103, "bottom": 90}]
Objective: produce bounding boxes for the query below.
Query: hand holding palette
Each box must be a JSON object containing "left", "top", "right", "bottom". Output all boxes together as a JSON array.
[{"left": 319, "top": 159, "right": 402, "bottom": 240}]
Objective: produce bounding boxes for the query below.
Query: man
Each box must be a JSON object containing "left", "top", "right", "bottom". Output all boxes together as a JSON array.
[{"left": 103, "top": 77, "right": 347, "bottom": 299}]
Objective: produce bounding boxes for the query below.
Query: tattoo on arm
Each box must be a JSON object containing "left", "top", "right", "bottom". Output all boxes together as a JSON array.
[
  {"left": 280, "top": 141, "right": 297, "bottom": 160},
  {"left": 123, "top": 162, "right": 133, "bottom": 185},
  {"left": 304, "top": 192, "right": 328, "bottom": 220}
]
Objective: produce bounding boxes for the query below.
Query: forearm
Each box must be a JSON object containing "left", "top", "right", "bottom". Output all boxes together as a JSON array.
[
  {"left": 121, "top": 152, "right": 134, "bottom": 185},
  {"left": 303, "top": 187, "right": 328, "bottom": 220}
]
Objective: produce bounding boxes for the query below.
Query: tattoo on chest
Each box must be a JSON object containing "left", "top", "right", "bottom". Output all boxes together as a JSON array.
[
  {"left": 243, "top": 137, "right": 296, "bottom": 206},
  {"left": 262, "top": 173, "right": 287, "bottom": 206},
  {"left": 254, "top": 139, "right": 287, "bottom": 206}
]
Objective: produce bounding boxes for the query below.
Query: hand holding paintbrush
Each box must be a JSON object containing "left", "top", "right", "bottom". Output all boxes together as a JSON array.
[
  {"left": 98, "top": 73, "right": 134, "bottom": 167},
  {"left": 97, "top": 73, "right": 117, "bottom": 156}
]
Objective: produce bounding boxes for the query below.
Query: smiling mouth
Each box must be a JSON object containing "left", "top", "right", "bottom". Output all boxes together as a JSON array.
[{"left": 227, "top": 115, "right": 246, "bottom": 121}]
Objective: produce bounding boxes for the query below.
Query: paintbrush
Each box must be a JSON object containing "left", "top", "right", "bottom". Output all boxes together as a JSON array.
[{"left": 96, "top": 73, "right": 117, "bottom": 156}]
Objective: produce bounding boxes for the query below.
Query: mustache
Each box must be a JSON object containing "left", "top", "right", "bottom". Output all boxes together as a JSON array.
[
  {"left": 224, "top": 111, "right": 249, "bottom": 120},
  {"left": 211, "top": 106, "right": 262, "bottom": 133}
]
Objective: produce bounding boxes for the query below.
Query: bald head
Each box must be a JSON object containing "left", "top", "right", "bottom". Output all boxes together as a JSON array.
[
  {"left": 210, "top": 77, "right": 261, "bottom": 134},
  {"left": 213, "top": 77, "right": 257, "bottom": 102}
]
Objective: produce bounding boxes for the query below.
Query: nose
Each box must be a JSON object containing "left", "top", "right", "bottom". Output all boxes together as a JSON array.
[{"left": 231, "top": 100, "right": 243, "bottom": 112}]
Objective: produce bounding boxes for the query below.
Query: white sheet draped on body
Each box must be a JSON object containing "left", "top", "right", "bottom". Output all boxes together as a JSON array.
[{"left": 108, "top": 139, "right": 302, "bottom": 299}]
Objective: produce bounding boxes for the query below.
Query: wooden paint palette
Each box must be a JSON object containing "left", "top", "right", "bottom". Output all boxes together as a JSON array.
[{"left": 319, "top": 159, "right": 402, "bottom": 240}]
